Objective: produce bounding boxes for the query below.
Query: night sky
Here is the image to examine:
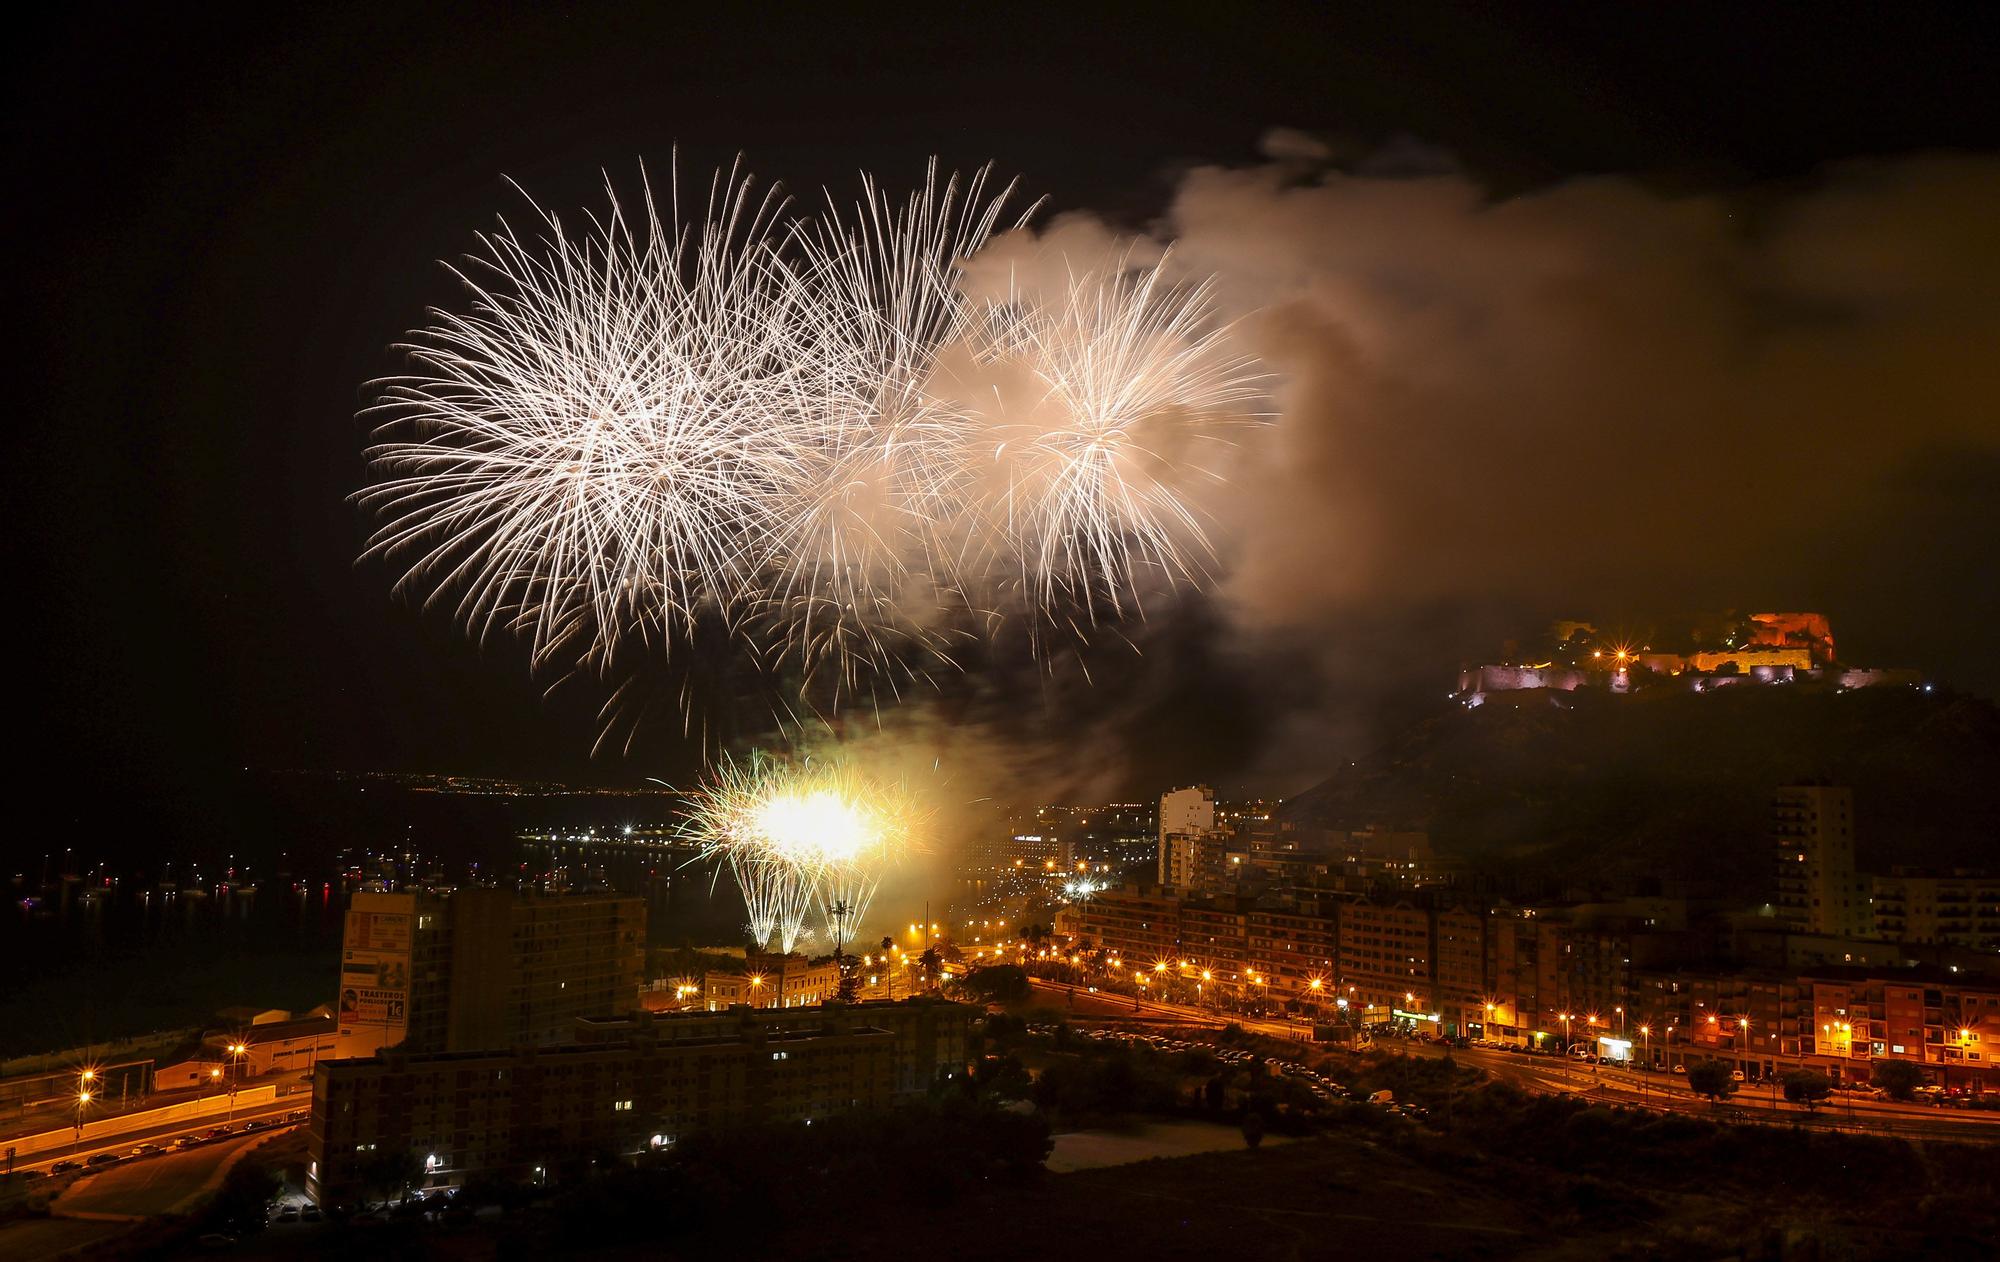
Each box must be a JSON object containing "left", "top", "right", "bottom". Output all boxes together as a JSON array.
[{"left": 14, "top": 4, "right": 2000, "bottom": 834}]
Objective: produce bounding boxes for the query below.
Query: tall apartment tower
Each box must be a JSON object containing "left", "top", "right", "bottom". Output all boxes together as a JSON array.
[
  {"left": 1157, "top": 785, "right": 1216, "bottom": 887},
  {"left": 336, "top": 889, "right": 645, "bottom": 1057},
  {"left": 1771, "top": 785, "right": 1871, "bottom": 937}
]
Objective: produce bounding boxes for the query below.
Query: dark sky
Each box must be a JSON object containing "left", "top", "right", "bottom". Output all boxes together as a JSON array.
[{"left": 13, "top": 3, "right": 2000, "bottom": 823}]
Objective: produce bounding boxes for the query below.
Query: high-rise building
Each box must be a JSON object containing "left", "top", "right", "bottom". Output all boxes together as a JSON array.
[
  {"left": 1162, "top": 830, "right": 1234, "bottom": 892},
  {"left": 336, "top": 889, "right": 646, "bottom": 1057},
  {"left": 1871, "top": 868, "right": 2000, "bottom": 952},
  {"left": 1157, "top": 785, "right": 1215, "bottom": 886},
  {"left": 1771, "top": 785, "right": 1871, "bottom": 938}
]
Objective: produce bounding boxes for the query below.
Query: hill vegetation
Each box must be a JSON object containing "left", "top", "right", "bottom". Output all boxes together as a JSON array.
[{"left": 1284, "top": 687, "right": 2000, "bottom": 889}]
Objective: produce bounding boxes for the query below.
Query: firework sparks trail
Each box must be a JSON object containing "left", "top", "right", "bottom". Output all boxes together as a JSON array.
[
  {"left": 755, "top": 163, "right": 1030, "bottom": 696},
  {"left": 964, "top": 250, "right": 1266, "bottom": 622},
  {"left": 359, "top": 160, "right": 799, "bottom": 670},
  {"left": 679, "top": 751, "right": 918, "bottom": 954},
  {"left": 359, "top": 158, "right": 1267, "bottom": 698}
]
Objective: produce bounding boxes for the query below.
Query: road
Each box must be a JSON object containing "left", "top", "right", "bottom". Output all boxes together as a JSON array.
[
  {"left": 5, "top": 1096, "right": 300, "bottom": 1175},
  {"left": 0, "top": 1131, "right": 279, "bottom": 1262},
  {"left": 53, "top": 1132, "right": 266, "bottom": 1220},
  {"left": 1411, "top": 1041, "right": 2000, "bottom": 1142},
  {"left": 1025, "top": 976, "right": 2000, "bottom": 1142}
]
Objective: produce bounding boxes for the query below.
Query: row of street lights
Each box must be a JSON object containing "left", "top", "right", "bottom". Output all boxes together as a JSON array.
[{"left": 71, "top": 1041, "right": 250, "bottom": 1145}]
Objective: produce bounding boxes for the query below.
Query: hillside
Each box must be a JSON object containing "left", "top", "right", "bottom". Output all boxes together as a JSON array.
[{"left": 1283, "top": 686, "right": 2000, "bottom": 890}]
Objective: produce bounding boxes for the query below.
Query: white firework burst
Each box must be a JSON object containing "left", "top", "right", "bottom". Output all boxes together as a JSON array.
[
  {"left": 359, "top": 161, "right": 796, "bottom": 669},
  {"left": 965, "top": 250, "right": 1266, "bottom": 622},
  {"left": 756, "top": 162, "right": 1032, "bottom": 694},
  {"left": 357, "top": 159, "right": 1266, "bottom": 698}
]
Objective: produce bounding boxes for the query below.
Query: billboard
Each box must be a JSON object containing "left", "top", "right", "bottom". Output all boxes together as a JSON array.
[
  {"left": 338, "top": 986, "right": 407, "bottom": 1025},
  {"left": 344, "top": 908, "right": 412, "bottom": 954},
  {"left": 338, "top": 951, "right": 410, "bottom": 1029}
]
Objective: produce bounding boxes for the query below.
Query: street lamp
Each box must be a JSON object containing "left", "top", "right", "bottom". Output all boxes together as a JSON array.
[
  {"left": 1638, "top": 1026, "right": 1651, "bottom": 1100},
  {"left": 74, "top": 1090, "right": 91, "bottom": 1142}
]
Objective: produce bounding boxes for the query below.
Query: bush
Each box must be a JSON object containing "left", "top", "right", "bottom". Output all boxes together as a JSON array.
[
  {"left": 956, "top": 965, "right": 1030, "bottom": 1003},
  {"left": 547, "top": 1096, "right": 1051, "bottom": 1248},
  {"left": 1781, "top": 1069, "right": 1832, "bottom": 1112},
  {"left": 1872, "top": 1059, "right": 1924, "bottom": 1102},
  {"left": 1686, "top": 1060, "right": 1737, "bottom": 1101},
  {"left": 204, "top": 1159, "right": 279, "bottom": 1237}
]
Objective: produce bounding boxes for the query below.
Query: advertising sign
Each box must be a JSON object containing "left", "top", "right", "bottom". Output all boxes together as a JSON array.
[
  {"left": 338, "top": 951, "right": 410, "bottom": 1027},
  {"left": 344, "top": 909, "right": 412, "bottom": 954}
]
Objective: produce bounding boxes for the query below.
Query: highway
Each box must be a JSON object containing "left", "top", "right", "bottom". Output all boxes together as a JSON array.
[
  {"left": 1024, "top": 976, "right": 2000, "bottom": 1142},
  {"left": 0, "top": 1130, "right": 281, "bottom": 1262},
  {"left": 4, "top": 1096, "right": 300, "bottom": 1176},
  {"left": 53, "top": 1131, "right": 268, "bottom": 1220}
]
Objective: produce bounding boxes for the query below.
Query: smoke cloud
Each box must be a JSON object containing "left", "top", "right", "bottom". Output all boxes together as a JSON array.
[
  {"left": 674, "top": 145, "right": 1999, "bottom": 828},
  {"left": 1154, "top": 145, "right": 1994, "bottom": 611},
  {"left": 915, "top": 144, "right": 2000, "bottom": 794}
]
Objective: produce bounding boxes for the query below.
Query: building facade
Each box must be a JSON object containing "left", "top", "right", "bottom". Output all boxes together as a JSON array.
[
  {"left": 700, "top": 954, "right": 840, "bottom": 1010},
  {"left": 306, "top": 1000, "right": 972, "bottom": 1205},
  {"left": 1871, "top": 868, "right": 2000, "bottom": 952},
  {"left": 1156, "top": 785, "right": 1215, "bottom": 886},
  {"left": 336, "top": 889, "right": 646, "bottom": 1057},
  {"left": 1771, "top": 785, "right": 1871, "bottom": 938}
]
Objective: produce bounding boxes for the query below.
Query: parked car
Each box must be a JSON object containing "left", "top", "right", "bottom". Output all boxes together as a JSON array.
[
  {"left": 49, "top": 1160, "right": 81, "bottom": 1174},
  {"left": 240, "top": 1119, "right": 265, "bottom": 1132},
  {"left": 173, "top": 1136, "right": 201, "bottom": 1151},
  {"left": 300, "top": 1204, "right": 322, "bottom": 1222},
  {"left": 86, "top": 1152, "right": 121, "bottom": 1167},
  {"left": 275, "top": 1206, "right": 302, "bottom": 1223},
  {"left": 206, "top": 1127, "right": 233, "bottom": 1140},
  {"left": 130, "top": 1143, "right": 163, "bottom": 1158}
]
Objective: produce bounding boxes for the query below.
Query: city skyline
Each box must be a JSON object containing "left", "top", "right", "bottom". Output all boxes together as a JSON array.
[{"left": 6, "top": 6, "right": 1998, "bottom": 1255}]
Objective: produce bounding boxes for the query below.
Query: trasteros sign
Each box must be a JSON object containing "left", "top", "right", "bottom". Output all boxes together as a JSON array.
[{"left": 338, "top": 894, "right": 419, "bottom": 1053}]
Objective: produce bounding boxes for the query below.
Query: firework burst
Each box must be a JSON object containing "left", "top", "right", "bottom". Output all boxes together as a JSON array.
[
  {"left": 359, "top": 158, "right": 1266, "bottom": 699},
  {"left": 679, "top": 750, "right": 918, "bottom": 954},
  {"left": 961, "top": 248, "right": 1266, "bottom": 621},
  {"left": 359, "top": 161, "right": 797, "bottom": 669}
]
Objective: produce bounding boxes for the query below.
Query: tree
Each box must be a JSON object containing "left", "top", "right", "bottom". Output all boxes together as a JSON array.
[
  {"left": 359, "top": 1147, "right": 424, "bottom": 1208},
  {"left": 1686, "top": 1059, "right": 1738, "bottom": 1102},
  {"left": 956, "top": 964, "right": 1029, "bottom": 1003},
  {"left": 1203, "top": 1074, "right": 1225, "bottom": 1111},
  {"left": 1872, "top": 1058, "right": 1925, "bottom": 1102},
  {"left": 1240, "top": 1111, "right": 1266, "bottom": 1149},
  {"left": 971, "top": 1053, "right": 1031, "bottom": 1100},
  {"left": 205, "top": 1159, "right": 280, "bottom": 1236},
  {"left": 1781, "top": 1068, "right": 1832, "bottom": 1112},
  {"left": 919, "top": 946, "right": 942, "bottom": 987}
]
